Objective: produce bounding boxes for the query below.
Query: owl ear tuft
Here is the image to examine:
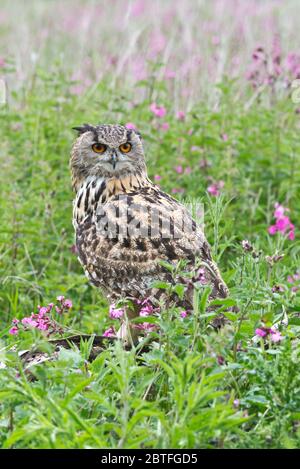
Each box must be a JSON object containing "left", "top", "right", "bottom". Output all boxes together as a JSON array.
[
  {"left": 126, "top": 127, "right": 142, "bottom": 140},
  {"left": 72, "top": 124, "right": 95, "bottom": 135},
  {"left": 135, "top": 129, "right": 142, "bottom": 140}
]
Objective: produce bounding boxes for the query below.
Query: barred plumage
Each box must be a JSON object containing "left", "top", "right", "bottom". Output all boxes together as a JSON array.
[{"left": 70, "top": 124, "right": 228, "bottom": 343}]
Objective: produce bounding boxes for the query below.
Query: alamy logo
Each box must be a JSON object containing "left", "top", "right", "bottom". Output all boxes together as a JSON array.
[{"left": 94, "top": 195, "right": 204, "bottom": 239}]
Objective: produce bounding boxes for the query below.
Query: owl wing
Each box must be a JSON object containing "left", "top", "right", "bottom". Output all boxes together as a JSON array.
[{"left": 75, "top": 184, "right": 228, "bottom": 303}]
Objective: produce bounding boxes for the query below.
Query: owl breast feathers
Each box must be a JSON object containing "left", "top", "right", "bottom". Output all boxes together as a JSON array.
[{"left": 70, "top": 124, "right": 228, "bottom": 320}]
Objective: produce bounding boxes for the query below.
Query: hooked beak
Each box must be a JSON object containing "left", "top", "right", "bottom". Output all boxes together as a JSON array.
[{"left": 110, "top": 151, "right": 117, "bottom": 169}]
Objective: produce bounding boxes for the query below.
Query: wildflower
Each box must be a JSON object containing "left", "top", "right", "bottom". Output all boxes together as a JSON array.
[
  {"left": 164, "top": 69, "right": 176, "bottom": 79},
  {"left": 103, "top": 326, "right": 116, "bottom": 337},
  {"left": 233, "top": 399, "right": 240, "bottom": 408},
  {"left": 57, "top": 295, "right": 65, "bottom": 302},
  {"left": 180, "top": 310, "right": 187, "bottom": 318},
  {"left": 63, "top": 299, "right": 73, "bottom": 309},
  {"left": 154, "top": 174, "right": 161, "bottom": 181},
  {"left": 149, "top": 32, "right": 166, "bottom": 57},
  {"left": 207, "top": 180, "right": 224, "bottom": 197},
  {"left": 221, "top": 133, "right": 228, "bottom": 141},
  {"left": 255, "top": 328, "right": 268, "bottom": 338},
  {"left": 22, "top": 316, "right": 38, "bottom": 327},
  {"left": 150, "top": 103, "right": 167, "bottom": 118},
  {"left": 241, "top": 240, "right": 253, "bottom": 252},
  {"left": 199, "top": 159, "right": 211, "bottom": 169},
  {"left": 255, "top": 326, "right": 284, "bottom": 342},
  {"left": 270, "top": 330, "right": 283, "bottom": 343},
  {"left": 287, "top": 272, "right": 300, "bottom": 293},
  {"left": 38, "top": 306, "right": 50, "bottom": 316},
  {"left": 125, "top": 122, "right": 137, "bottom": 130},
  {"left": 37, "top": 320, "right": 49, "bottom": 331},
  {"left": 174, "top": 165, "right": 183, "bottom": 174},
  {"left": 185, "top": 167, "right": 192, "bottom": 174},
  {"left": 171, "top": 188, "right": 185, "bottom": 194},
  {"left": 176, "top": 111, "right": 185, "bottom": 121},
  {"left": 285, "top": 52, "right": 300, "bottom": 78},
  {"left": 109, "top": 304, "right": 124, "bottom": 319},
  {"left": 9, "top": 326, "right": 19, "bottom": 335},
  {"left": 191, "top": 145, "right": 201, "bottom": 152},
  {"left": 161, "top": 122, "right": 169, "bottom": 131},
  {"left": 268, "top": 202, "right": 295, "bottom": 240}
]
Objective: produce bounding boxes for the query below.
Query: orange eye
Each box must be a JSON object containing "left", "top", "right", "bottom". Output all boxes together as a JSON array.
[
  {"left": 119, "top": 142, "right": 132, "bottom": 153},
  {"left": 92, "top": 143, "right": 107, "bottom": 153}
]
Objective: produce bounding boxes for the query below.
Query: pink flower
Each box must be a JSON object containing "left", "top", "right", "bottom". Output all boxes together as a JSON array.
[
  {"left": 9, "top": 326, "right": 19, "bottom": 335},
  {"left": 22, "top": 317, "right": 38, "bottom": 327},
  {"left": 185, "top": 167, "right": 192, "bottom": 174},
  {"left": 57, "top": 295, "right": 65, "bottom": 302},
  {"left": 125, "top": 122, "right": 137, "bottom": 130},
  {"left": 207, "top": 180, "right": 224, "bottom": 197},
  {"left": 274, "top": 203, "right": 285, "bottom": 218},
  {"left": 174, "top": 165, "right": 183, "bottom": 174},
  {"left": 288, "top": 228, "right": 295, "bottom": 240},
  {"left": 268, "top": 202, "right": 295, "bottom": 240},
  {"left": 285, "top": 52, "right": 300, "bottom": 77},
  {"left": 287, "top": 272, "right": 300, "bottom": 293},
  {"left": 164, "top": 69, "right": 176, "bottom": 79},
  {"left": 103, "top": 326, "right": 116, "bottom": 337},
  {"left": 270, "top": 331, "right": 283, "bottom": 343},
  {"left": 70, "top": 84, "right": 86, "bottom": 96},
  {"left": 212, "top": 35, "right": 220, "bottom": 46},
  {"left": 276, "top": 216, "right": 291, "bottom": 231},
  {"left": 197, "top": 267, "right": 207, "bottom": 284},
  {"left": 154, "top": 174, "right": 161, "bottom": 181},
  {"left": 171, "top": 188, "right": 185, "bottom": 194},
  {"left": 38, "top": 306, "right": 49, "bottom": 316},
  {"left": 131, "top": 0, "right": 145, "bottom": 17},
  {"left": 161, "top": 122, "right": 169, "bottom": 131},
  {"left": 176, "top": 111, "right": 185, "bottom": 121},
  {"left": 180, "top": 310, "right": 187, "bottom": 318},
  {"left": 37, "top": 320, "right": 49, "bottom": 331},
  {"left": 255, "top": 328, "right": 267, "bottom": 338},
  {"left": 63, "top": 299, "right": 73, "bottom": 309},
  {"left": 109, "top": 304, "right": 124, "bottom": 319},
  {"left": 221, "top": 133, "right": 228, "bottom": 141},
  {"left": 150, "top": 103, "right": 167, "bottom": 118},
  {"left": 268, "top": 225, "right": 277, "bottom": 235},
  {"left": 149, "top": 32, "right": 166, "bottom": 57},
  {"left": 256, "top": 327, "right": 284, "bottom": 343}
]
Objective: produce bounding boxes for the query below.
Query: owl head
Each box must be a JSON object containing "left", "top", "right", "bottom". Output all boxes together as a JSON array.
[{"left": 70, "top": 124, "right": 146, "bottom": 190}]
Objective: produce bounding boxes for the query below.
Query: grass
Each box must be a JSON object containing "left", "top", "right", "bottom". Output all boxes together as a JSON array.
[{"left": 1, "top": 1, "right": 300, "bottom": 449}]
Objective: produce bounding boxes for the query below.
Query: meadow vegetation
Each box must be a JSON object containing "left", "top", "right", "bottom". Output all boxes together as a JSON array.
[{"left": 0, "top": 0, "right": 300, "bottom": 449}]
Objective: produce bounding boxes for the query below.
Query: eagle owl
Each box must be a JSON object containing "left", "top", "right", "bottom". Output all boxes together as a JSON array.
[{"left": 70, "top": 124, "right": 228, "bottom": 343}]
